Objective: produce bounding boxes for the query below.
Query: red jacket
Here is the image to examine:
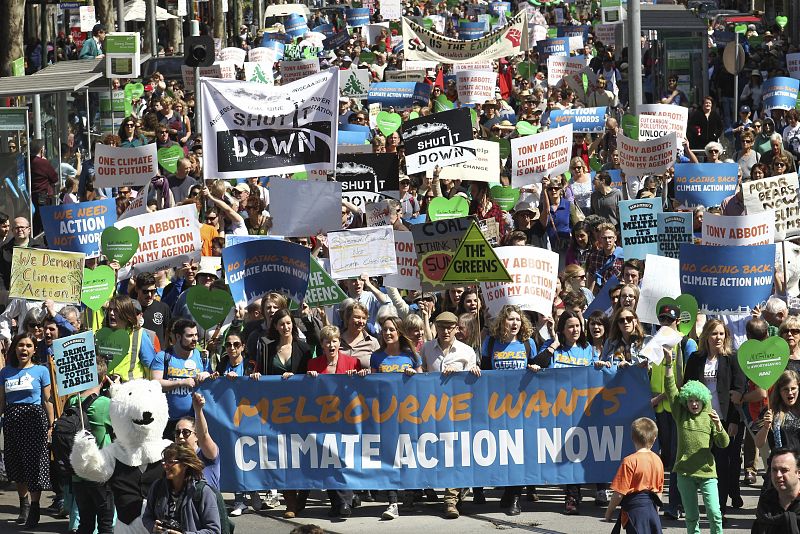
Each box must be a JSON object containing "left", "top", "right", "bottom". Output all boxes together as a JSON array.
[{"left": 307, "top": 352, "right": 362, "bottom": 374}]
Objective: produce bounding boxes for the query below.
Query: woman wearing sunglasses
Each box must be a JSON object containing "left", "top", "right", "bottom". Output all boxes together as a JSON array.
[
  {"left": 599, "top": 308, "right": 650, "bottom": 369},
  {"left": 117, "top": 115, "right": 148, "bottom": 148},
  {"left": 143, "top": 443, "right": 221, "bottom": 534},
  {"left": 780, "top": 316, "right": 800, "bottom": 373}
]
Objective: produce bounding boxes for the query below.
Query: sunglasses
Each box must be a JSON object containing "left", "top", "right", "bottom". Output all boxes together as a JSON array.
[
  {"left": 572, "top": 274, "right": 586, "bottom": 280},
  {"left": 617, "top": 316, "right": 635, "bottom": 324},
  {"left": 140, "top": 288, "right": 157, "bottom": 295},
  {"left": 126, "top": 123, "right": 135, "bottom": 127},
  {"left": 786, "top": 329, "right": 800, "bottom": 336},
  {"left": 225, "top": 341, "right": 242, "bottom": 348},
  {"left": 174, "top": 428, "right": 195, "bottom": 438},
  {"left": 161, "top": 459, "right": 180, "bottom": 466}
]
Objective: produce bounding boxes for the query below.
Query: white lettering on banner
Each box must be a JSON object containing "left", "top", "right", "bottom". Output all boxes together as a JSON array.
[
  {"left": 537, "top": 426, "right": 624, "bottom": 463},
  {"left": 510, "top": 124, "right": 573, "bottom": 186}
]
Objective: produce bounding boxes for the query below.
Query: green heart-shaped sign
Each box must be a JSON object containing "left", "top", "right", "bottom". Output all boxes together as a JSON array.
[
  {"left": 360, "top": 50, "right": 375, "bottom": 63},
  {"left": 125, "top": 82, "right": 145, "bottom": 100},
  {"left": 490, "top": 186, "right": 521, "bottom": 210},
  {"left": 434, "top": 94, "right": 454, "bottom": 112},
  {"left": 186, "top": 285, "right": 234, "bottom": 330},
  {"left": 470, "top": 108, "right": 478, "bottom": 127},
  {"left": 589, "top": 155, "right": 602, "bottom": 172},
  {"left": 101, "top": 226, "right": 140, "bottom": 266},
  {"left": 423, "top": 18, "right": 434, "bottom": 29},
  {"left": 81, "top": 265, "right": 116, "bottom": 311},
  {"left": 497, "top": 138, "right": 511, "bottom": 159},
  {"left": 409, "top": 111, "right": 420, "bottom": 120},
  {"left": 776, "top": 16, "right": 788, "bottom": 28},
  {"left": 516, "top": 121, "right": 539, "bottom": 136},
  {"left": 656, "top": 294, "right": 698, "bottom": 337},
  {"left": 158, "top": 145, "right": 183, "bottom": 174},
  {"left": 376, "top": 111, "right": 402, "bottom": 137},
  {"left": 734, "top": 23, "right": 747, "bottom": 34},
  {"left": 738, "top": 337, "right": 790, "bottom": 390},
  {"left": 428, "top": 196, "right": 469, "bottom": 221},
  {"left": 95, "top": 327, "right": 132, "bottom": 367},
  {"left": 621, "top": 113, "right": 639, "bottom": 140}
]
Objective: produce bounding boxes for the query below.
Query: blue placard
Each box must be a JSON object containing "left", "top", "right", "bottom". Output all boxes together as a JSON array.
[
  {"left": 657, "top": 212, "right": 693, "bottom": 259},
  {"left": 679, "top": 243, "right": 776, "bottom": 314},
  {"left": 606, "top": 169, "right": 624, "bottom": 191},
  {"left": 458, "top": 21, "right": 486, "bottom": 40},
  {"left": 339, "top": 123, "right": 372, "bottom": 134},
  {"left": 260, "top": 40, "right": 285, "bottom": 60},
  {"left": 619, "top": 198, "right": 662, "bottom": 260},
  {"left": 222, "top": 239, "right": 310, "bottom": 306},
  {"left": 224, "top": 234, "right": 283, "bottom": 247},
  {"left": 549, "top": 107, "right": 607, "bottom": 133},
  {"left": 762, "top": 76, "right": 800, "bottom": 111},
  {"left": 673, "top": 163, "right": 739, "bottom": 208},
  {"left": 285, "top": 14, "right": 309, "bottom": 38},
  {"left": 557, "top": 25, "right": 590, "bottom": 42},
  {"left": 41, "top": 199, "right": 117, "bottom": 258},
  {"left": 346, "top": 7, "right": 370, "bottom": 27},
  {"left": 323, "top": 30, "right": 351, "bottom": 51},
  {"left": 538, "top": 37, "right": 569, "bottom": 58},
  {"left": 338, "top": 130, "right": 370, "bottom": 145},
  {"left": 313, "top": 24, "right": 336, "bottom": 38},
  {"left": 583, "top": 275, "right": 618, "bottom": 320},
  {"left": 368, "top": 82, "right": 431, "bottom": 108},
  {"left": 53, "top": 331, "right": 99, "bottom": 396},
  {"left": 490, "top": 1, "right": 511, "bottom": 15},
  {"left": 201, "top": 366, "right": 653, "bottom": 492}
]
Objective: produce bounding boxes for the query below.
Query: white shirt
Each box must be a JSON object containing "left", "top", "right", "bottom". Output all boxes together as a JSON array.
[
  {"left": 421, "top": 338, "right": 476, "bottom": 372},
  {"left": 704, "top": 357, "right": 721, "bottom": 415}
]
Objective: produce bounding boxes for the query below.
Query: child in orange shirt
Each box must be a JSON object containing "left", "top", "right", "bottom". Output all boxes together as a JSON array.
[{"left": 605, "top": 417, "right": 665, "bottom": 533}]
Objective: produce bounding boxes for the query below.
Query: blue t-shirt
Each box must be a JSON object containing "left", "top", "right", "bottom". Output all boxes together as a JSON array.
[
  {"left": 0, "top": 365, "right": 51, "bottom": 404},
  {"left": 151, "top": 348, "right": 212, "bottom": 420},
  {"left": 480, "top": 337, "right": 538, "bottom": 370},
  {"left": 370, "top": 350, "right": 421, "bottom": 373},
  {"left": 542, "top": 340, "right": 597, "bottom": 368},
  {"left": 223, "top": 359, "right": 246, "bottom": 376},
  {"left": 199, "top": 448, "right": 221, "bottom": 490}
]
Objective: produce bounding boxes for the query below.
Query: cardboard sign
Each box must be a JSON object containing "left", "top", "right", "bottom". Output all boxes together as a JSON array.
[
  {"left": 100, "top": 226, "right": 139, "bottom": 265},
  {"left": 673, "top": 163, "right": 739, "bottom": 208},
  {"left": 223, "top": 239, "right": 310, "bottom": 306},
  {"left": 738, "top": 337, "right": 791, "bottom": 390},
  {"left": 619, "top": 199, "right": 662, "bottom": 260},
  {"left": 335, "top": 154, "right": 399, "bottom": 208},
  {"left": 219, "top": 47, "right": 247, "bottom": 65},
  {"left": 243, "top": 62, "right": 274, "bottom": 84},
  {"left": 438, "top": 140, "right": 500, "bottom": 183},
  {"left": 269, "top": 178, "right": 342, "bottom": 237},
  {"left": 328, "top": 226, "right": 397, "bottom": 279},
  {"left": 636, "top": 254, "right": 680, "bottom": 325},
  {"left": 656, "top": 294, "right": 699, "bottom": 337},
  {"left": 305, "top": 257, "right": 348, "bottom": 306},
  {"left": 340, "top": 69, "right": 371, "bottom": 99},
  {"left": 384, "top": 70, "right": 427, "bottom": 83},
  {"left": 548, "top": 107, "right": 607, "bottom": 133},
  {"left": 637, "top": 104, "right": 688, "bottom": 146},
  {"left": 481, "top": 246, "right": 559, "bottom": 317},
  {"left": 94, "top": 143, "right": 158, "bottom": 188},
  {"left": 441, "top": 221, "right": 511, "bottom": 283},
  {"left": 428, "top": 196, "right": 470, "bottom": 221},
  {"left": 410, "top": 217, "right": 471, "bottom": 291},
  {"left": 455, "top": 70, "right": 497, "bottom": 104},
  {"left": 118, "top": 182, "right": 150, "bottom": 220},
  {"left": 510, "top": 124, "right": 573, "bottom": 186},
  {"left": 382, "top": 231, "right": 421, "bottom": 291},
  {"left": 702, "top": 212, "right": 775, "bottom": 247},
  {"left": 618, "top": 132, "right": 677, "bottom": 176},
  {"left": 281, "top": 58, "right": 321, "bottom": 84},
  {"left": 41, "top": 199, "right": 117, "bottom": 258},
  {"left": 365, "top": 201, "right": 392, "bottom": 227},
  {"left": 657, "top": 212, "right": 693, "bottom": 259},
  {"left": 743, "top": 173, "right": 800, "bottom": 240},
  {"left": 9, "top": 248, "right": 84, "bottom": 303},
  {"left": 402, "top": 108, "right": 475, "bottom": 174},
  {"left": 53, "top": 331, "right": 99, "bottom": 396}
]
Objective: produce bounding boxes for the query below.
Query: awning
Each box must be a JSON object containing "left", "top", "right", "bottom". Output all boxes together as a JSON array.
[
  {"left": 640, "top": 4, "right": 708, "bottom": 32},
  {"left": 0, "top": 58, "right": 104, "bottom": 97}
]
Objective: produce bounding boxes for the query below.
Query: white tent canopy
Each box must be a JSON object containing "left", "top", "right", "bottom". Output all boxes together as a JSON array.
[{"left": 124, "top": 0, "right": 178, "bottom": 22}]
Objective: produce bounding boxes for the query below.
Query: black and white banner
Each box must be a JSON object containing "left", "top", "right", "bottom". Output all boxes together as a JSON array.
[
  {"left": 201, "top": 68, "right": 339, "bottom": 179},
  {"left": 335, "top": 154, "right": 400, "bottom": 208},
  {"left": 401, "top": 108, "right": 475, "bottom": 174}
]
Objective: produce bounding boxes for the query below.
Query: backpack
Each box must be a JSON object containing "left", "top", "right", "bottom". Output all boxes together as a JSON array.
[
  {"left": 154, "top": 479, "right": 234, "bottom": 534},
  {"left": 51, "top": 393, "right": 99, "bottom": 477}
]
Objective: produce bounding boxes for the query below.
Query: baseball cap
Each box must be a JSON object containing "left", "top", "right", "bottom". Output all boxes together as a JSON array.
[
  {"left": 657, "top": 305, "right": 680, "bottom": 322},
  {"left": 739, "top": 105, "right": 751, "bottom": 114},
  {"left": 434, "top": 311, "right": 458, "bottom": 324},
  {"left": 233, "top": 183, "right": 250, "bottom": 193},
  {"left": 513, "top": 201, "right": 539, "bottom": 218}
]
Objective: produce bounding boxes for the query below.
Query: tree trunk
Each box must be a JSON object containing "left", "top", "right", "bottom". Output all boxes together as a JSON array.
[
  {"left": 0, "top": 0, "right": 25, "bottom": 77},
  {"left": 94, "top": 0, "right": 117, "bottom": 33},
  {"left": 213, "top": 0, "right": 225, "bottom": 46}
]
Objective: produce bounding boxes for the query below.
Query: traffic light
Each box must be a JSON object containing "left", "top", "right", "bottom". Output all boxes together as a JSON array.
[{"left": 184, "top": 35, "right": 215, "bottom": 68}]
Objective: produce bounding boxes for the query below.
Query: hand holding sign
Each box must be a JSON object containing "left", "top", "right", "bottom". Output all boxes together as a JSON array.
[{"left": 738, "top": 337, "right": 790, "bottom": 390}]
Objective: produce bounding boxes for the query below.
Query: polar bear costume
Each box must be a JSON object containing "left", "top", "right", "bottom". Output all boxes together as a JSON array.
[{"left": 71, "top": 379, "right": 172, "bottom": 534}]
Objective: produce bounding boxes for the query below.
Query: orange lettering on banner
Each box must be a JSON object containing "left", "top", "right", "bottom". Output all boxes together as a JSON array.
[
  {"left": 342, "top": 394, "right": 366, "bottom": 424},
  {"left": 371, "top": 396, "right": 397, "bottom": 423},
  {"left": 397, "top": 395, "right": 421, "bottom": 424},
  {"left": 420, "top": 393, "right": 449, "bottom": 422},
  {"left": 233, "top": 397, "right": 268, "bottom": 426},
  {"left": 488, "top": 392, "right": 527, "bottom": 419},
  {"left": 294, "top": 396, "right": 318, "bottom": 423},
  {"left": 602, "top": 387, "right": 625, "bottom": 416},
  {"left": 271, "top": 396, "right": 293, "bottom": 424},
  {"left": 317, "top": 395, "right": 342, "bottom": 423},
  {"left": 524, "top": 390, "right": 552, "bottom": 417},
  {"left": 449, "top": 393, "right": 472, "bottom": 421}
]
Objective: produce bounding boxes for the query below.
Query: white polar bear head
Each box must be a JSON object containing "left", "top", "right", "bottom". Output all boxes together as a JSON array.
[{"left": 108, "top": 379, "right": 169, "bottom": 445}]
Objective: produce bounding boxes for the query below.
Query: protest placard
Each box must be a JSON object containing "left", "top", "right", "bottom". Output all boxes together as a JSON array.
[
  {"left": 657, "top": 212, "right": 693, "bottom": 259},
  {"left": 459, "top": 21, "right": 486, "bottom": 40},
  {"left": 789, "top": 53, "right": 800, "bottom": 80},
  {"left": 336, "top": 153, "right": 400, "bottom": 208},
  {"left": 9, "top": 248, "right": 84, "bottom": 303},
  {"left": 742, "top": 172, "right": 800, "bottom": 240},
  {"left": 594, "top": 23, "right": 617, "bottom": 47},
  {"left": 441, "top": 222, "right": 511, "bottom": 283},
  {"left": 93, "top": 143, "right": 158, "bottom": 188},
  {"left": 223, "top": 239, "right": 310, "bottom": 306},
  {"left": 340, "top": 68, "right": 371, "bottom": 99},
  {"left": 284, "top": 13, "right": 309, "bottom": 37},
  {"left": 114, "top": 204, "right": 202, "bottom": 275},
  {"left": 402, "top": 12, "right": 528, "bottom": 63},
  {"left": 618, "top": 132, "right": 677, "bottom": 176},
  {"left": 564, "top": 66, "right": 597, "bottom": 102},
  {"left": 679, "top": 243, "right": 776, "bottom": 314},
  {"left": 248, "top": 47, "right": 278, "bottom": 64},
  {"left": 411, "top": 217, "right": 471, "bottom": 291},
  {"left": 384, "top": 70, "right": 427, "bottom": 83},
  {"left": 219, "top": 46, "right": 247, "bottom": 65},
  {"left": 53, "top": 331, "right": 99, "bottom": 395},
  {"left": 201, "top": 69, "right": 338, "bottom": 180},
  {"left": 673, "top": 162, "right": 739, "bottom": 208},
  {"left": 548, "top": 107, "right": 607, "bottom": 133},
  {"left": 481, "top": 246, "right": 559, "bottom": 317},
  {"left": 702, "top": 212, "right": 775, "bottom": 246},
  {"left": 438, "top": 140, "right": 500, "bottom": 182},
  {"left": 619, "top": 199, "right": 662, "bottom": 260},
  {"left": 382, "top": 231, "right": 421, "bottom": 291},
  {"left": 328, "top": 227, "right": 397, "bottom": 280},
  {"left": 269, "top": 178, "right": 342, "bottom": 237},
  {"left": 510, "top": 124, "right": 573, "bottom": 186},
  {"left": 41, "top": 199, "right": 117, "bottom": 258},
  {"left": 118, "top": 183, "right": 149, "bottom": 220},
  {"left": 402, "top": 108, "right": 475, "bottom": 174},
  {"left": 637, "top": 254, "right": 680, "bottom": 325},
  {"left": 181, "top": 62, "right": 236, "bottom": 87},
  {"left": 381, "top": 0, "right": 403, "bottom": 20},
  {"left": 365, "top": 200, "right": 392, "bottom": 227},
  {"left": 537, "top": 37, "right": 569, "bottom": 58},
  {"left": 243, "top": 62, "right": 274, "bottom": 84},
  {"left": 367, "top": 82, "right": 431, "bottom": 108},
  {"left": 280, "top": 58, "right": 321, "bottom": 84},
  {"left": 637, "top": 104, "right": 688, "bottom": 145},
  {"left": 305, "top": 257, "right": 348, "bottom": 307},
  {"left": 762, "top": 77, "right": 800, "bottom": 111},
  {"left": 452, "top": 61, "right": 494, "bottom": 73},
  {"left": 455, "top": 70, "right": 497, "bottom": 104}
]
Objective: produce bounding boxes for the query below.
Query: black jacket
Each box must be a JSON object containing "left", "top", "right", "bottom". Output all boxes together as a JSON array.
[
  {"left": 752, "top": 487, "right": 800, "bottom": 534},
  {"left": 260, "top": 339, "right": 313, "bottom": 376},
  {"left": 684, "top": 351, "right": 746, "bottom": 424}
]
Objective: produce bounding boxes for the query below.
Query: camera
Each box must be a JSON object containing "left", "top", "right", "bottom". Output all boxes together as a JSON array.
[{"left": 159, "top": 519, "right": 183, "bottom": 533}]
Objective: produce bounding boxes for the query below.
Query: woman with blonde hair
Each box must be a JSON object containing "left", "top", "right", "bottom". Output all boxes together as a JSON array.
[
  {"left": 779, "top": 316, "right": 800, "bottom": 372},
  {"left": 561, "top": 264, "right": 594, "bottom": 305},
  {"left": 683, "top": 318, "right": 745, "bottom": 521},
  {"left": 600, "top": 308, "right": 649, "bottom": 368}
]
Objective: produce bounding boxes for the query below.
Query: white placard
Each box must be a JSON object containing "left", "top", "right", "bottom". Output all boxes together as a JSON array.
[
  {"left": 788, "top": 53, "right": 800, "bottom": 80},
  {"left": 365, "top": 200, "right": 392, "bottom": 227},
  {"left": 618, "top": 132, "right": 678, "bottom": 176},
  {"left": 702, "top": 212, "right": 775, "bottom": 246},
  {"left": 510, "top": 124, "right": 573, "bottom": 186},
  {"left": 94, "top": 144, "right": 158, "bottom": 188},
  {"left": 118, "top": 182, "right": 149, "bottom": 220},
  {"left": 743, "top": 172, "right": 800, "bottom": 240},
  {"left": 339, "top": 68, "right": 371, "bottom": 98},
  {"left": 481, "top": 246, "right": 559, "bottom": 318},
  {"left": 281, "top": 58, "right": 321, "bottom": 84},
  {"left": 328, "top": 227, "right": 397, "bottom": 280},
  {"left": 249, "top": 47, "right": 278, "bottom": 64},
  {"left": 452, "top": 61, "right": 495, "bottom": 73},
  {"left": 381, "top": 0, "right": 403, "bottom": 20},
  {"left": 243, "top": 62, "right": 274, "bottom": 84},
  {"left": 79, "top": 6, "right": 96, "bottom": 32},
  {"left": 638, "top": 104, "right": 688, "bottom": 146},
  {"left": 382, "top": 230, "right": 421, "bottom": 291},
  {"left": 641, "top": 326, "right": 685, "bottom": 365},
  {"left": 268, "top": 178, "right": 342, "bottom": 237},
  {"left": 636, "top": 254, "right": 680, "bottom": 325},
  {"left": 219, "top": 47, "right": 247, "bottom": 66},
  {"left": 439, "top": 140, "right": 500, "bottom": 182},
  {"left": 455, "top": 70, "right": 497, "bottom": 105}
]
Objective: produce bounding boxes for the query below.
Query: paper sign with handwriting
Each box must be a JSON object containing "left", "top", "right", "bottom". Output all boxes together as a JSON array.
[{"left": 328, "top": 227, "right": 397, "bottom": 279}]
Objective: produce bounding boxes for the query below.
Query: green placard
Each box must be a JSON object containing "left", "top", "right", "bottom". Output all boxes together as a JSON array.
[
  {"left": 305, "top": 257, "right": 348, "bottom": 306},
  {"left": 11, "top": 57, "right": 24, "bottom": 77},
  {"left": 186, "top": 286, "right": 234, "bottom": 330},
  {"left": 428, "top": 197, "right": 469, "bottom": 221},
  {"left": 441, "top": 221, "right": 513, "bottom": 283},
  {"left": 105, "top": 34, "right": 138, "bottom": 54},
  {"left": 738, "top": 337, "right": 790, "bottom": 390}
]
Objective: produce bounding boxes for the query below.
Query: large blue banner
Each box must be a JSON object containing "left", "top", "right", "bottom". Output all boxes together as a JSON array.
[
  {"left": 323, "top": 30, "right": 350, "bottom": 51},
  {"left": 619, "top": 199, "right": 661, "bottom": 260},
  {"left": 538, "top": 37, "right": 569, "bottom": 58},
  {"left": 762, "top": 76, "right": 800, "bottom": 111},
  {"left": 673, "top": 163, "right": 739, "bottom": 207},
  {"left": 679, "top": 243, "right": 775, "bottom": 314},
  {"left": 549, "top": 107, "right": 607, "bottom": 133},
  {"left": 368, "top": 82, "right": 431, "bottom": 108},
  {"left": 201, "top": 367, "right": 653, "bottom": 491},
  {"left": 41, "top": 199, "right": 117, "bottom": 258},
  {"left": 222, "top": 239, "right": 310, "bottom": 306},
  {"left": 346, "top": 8, "right": 370, "bottom": 27}
]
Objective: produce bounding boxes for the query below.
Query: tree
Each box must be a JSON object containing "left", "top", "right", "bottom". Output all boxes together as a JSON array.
[
  {"left": 94, "top": 0, "right": 117, "bottom": 32},
  {"left": 213, "top": 0, "right": 224, "bottom": 45},
  {"left": 0, "top": 0, "right": 25, "bottom": 77}
]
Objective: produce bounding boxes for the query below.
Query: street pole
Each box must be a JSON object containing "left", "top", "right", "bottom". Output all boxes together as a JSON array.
[
  {"left": 148, "top": 0, "right": 158, "bottom": 56},
  {"left": 626, "top": 0, "right": 642, "bottom": 114},
  {"left": 191, "top": 20, "right": 202, "bottom": 136},
  {"left": 117, "top": 0, "right": 125, "bottom": 31},
  {"left": 734, "top": 31, "right": 739, "bottom": 128}
]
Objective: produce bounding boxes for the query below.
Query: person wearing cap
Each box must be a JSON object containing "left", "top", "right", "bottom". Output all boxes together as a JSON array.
[
  {"left": 419, "top": 311, "right": 479, "bottom": 519},
  {"left": 79, "top": 24, "right": 106, "bottom": 59},
  {"left": 510, "top": 200, "right": 547, "bottom": 248},
  {"left": 650, "top": 304, "right": 697, "bottom": 520},
  {"left": 727, "top": 105, "right": 753, "bottom": 152},
  {"left": 134, "top": 272, "right": 172, "bottom": 348},
  {"left": 398, "top": 175, "right": 419, "bottom": 219}
]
